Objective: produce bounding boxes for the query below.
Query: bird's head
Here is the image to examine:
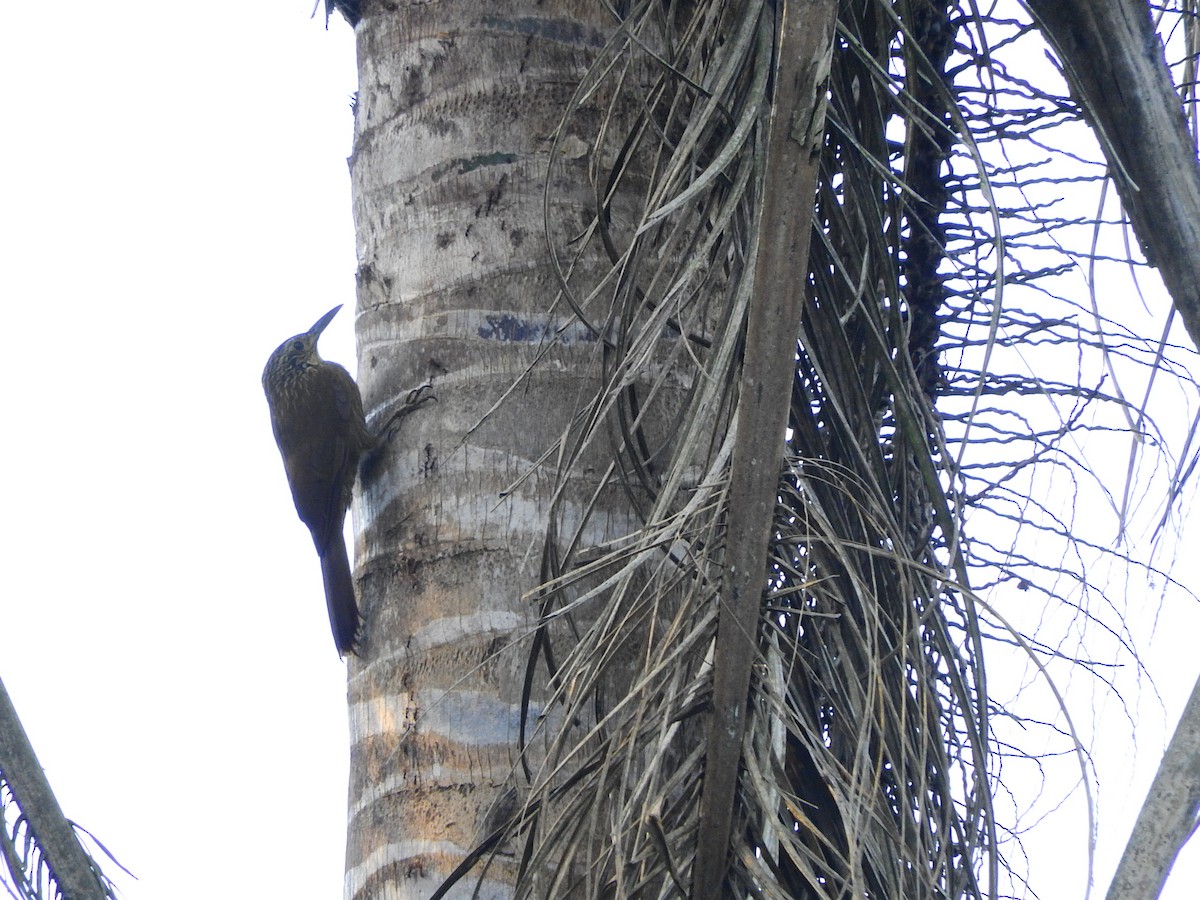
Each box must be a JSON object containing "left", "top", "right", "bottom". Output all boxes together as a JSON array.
[{"left": 263, "top": 305, "right": 342, "bottom": 387}]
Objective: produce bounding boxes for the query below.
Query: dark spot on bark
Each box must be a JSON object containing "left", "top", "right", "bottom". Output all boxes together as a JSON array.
[
  {"left": 403, "top": 69, "right": 423, "bottom": 109},
  {"left": 479, "top": 313, "right": 543, "bottom": 342},
  {"left": 436, "top": 231, "right": 455, "bottom": 249},
  {"left": 427, "top": 115, "right": 458, "bottom": 138},
  {"left": 404, "top": 858, "right": 426, "bottom": 879},
  {"left": 478, "top": 174, "right": 509, "bottom": 217},
  {"left": 486, "top": 635, "right": 509, "bottom": 660},
  {"left": 477, "top": 15, "right": 607, "bottom": 49},
  {"left": 457, "top": 153, "right": 517, "bottom": 175}
]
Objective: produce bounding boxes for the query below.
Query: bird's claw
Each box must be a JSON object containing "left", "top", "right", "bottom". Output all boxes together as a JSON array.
[
  {"left": 403, "top": 382, "right": 437, "bottom": 410},
  {"left": 379, "top": 383, "right": 437, "bottom": 443}
]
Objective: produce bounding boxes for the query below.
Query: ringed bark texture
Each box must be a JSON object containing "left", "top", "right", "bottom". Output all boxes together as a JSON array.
[{"left": 344, "top": 2, "right": 633, "bottom": 896}]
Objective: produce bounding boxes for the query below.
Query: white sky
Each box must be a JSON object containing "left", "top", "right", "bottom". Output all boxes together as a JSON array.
[
  {"left": 0, "top": 4, "right": 1196, "bottom": 900},
  {"left": 1, "top": 4, "right": 358, "bottom": 899}
]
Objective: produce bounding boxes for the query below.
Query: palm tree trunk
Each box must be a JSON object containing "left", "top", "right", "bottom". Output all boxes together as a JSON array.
[{"left": 343, "top": 3, "right": 628, "bottom": 895}]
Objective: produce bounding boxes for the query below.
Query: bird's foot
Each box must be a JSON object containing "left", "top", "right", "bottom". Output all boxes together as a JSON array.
[
  {"left": 402, "top": 382, "right": 437, "bottom": 410},
  {"left": 380, "top": 383, "right": 437, "bottom": 443},
  {"left": 361, "top": 384, "right": 437, "bottom": 479}
]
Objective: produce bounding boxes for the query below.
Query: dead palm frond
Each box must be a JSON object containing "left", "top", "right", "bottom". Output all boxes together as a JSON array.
[
  {"left": 439, "top": 1, "right": 1200, "bottom": 897},
  {"left": 498, "top": 1, "right": 1001, "bottom": 896},
  {"left": 0, "top": 677, "right": 123, "bottom": 900}
]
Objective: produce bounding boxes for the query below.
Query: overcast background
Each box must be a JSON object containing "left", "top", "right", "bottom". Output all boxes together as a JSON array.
[
  {"left": 2, "top": 4, "right": 358, "bottom": 898},
  {"left": 0, "top": 4, "right": 1197, "bottom": 899}
]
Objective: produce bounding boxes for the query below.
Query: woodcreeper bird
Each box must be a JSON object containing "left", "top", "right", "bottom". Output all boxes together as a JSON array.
[{"left": 263, "top": 305, "right": 374, "bottom": 656}]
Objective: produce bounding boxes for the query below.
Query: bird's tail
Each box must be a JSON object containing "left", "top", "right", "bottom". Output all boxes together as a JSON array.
[{"left": 321, "top": 536, "right": 362, "bottom": 656}]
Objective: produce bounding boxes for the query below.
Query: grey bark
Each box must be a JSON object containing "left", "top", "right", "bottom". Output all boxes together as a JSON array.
[
  {"left": 0, "top": 676, "right": 110, "bottom": 900},
  {"left": 1105, "top": 674, "right": 1200, "bottom": 900},
  {"left": 343, "top": 2, "right": 631, "bottom": 896}
]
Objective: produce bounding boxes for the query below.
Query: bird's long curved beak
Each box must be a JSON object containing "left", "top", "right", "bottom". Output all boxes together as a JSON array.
[{"left": 308, "top": 305, "right": 343, "bottom": 337}]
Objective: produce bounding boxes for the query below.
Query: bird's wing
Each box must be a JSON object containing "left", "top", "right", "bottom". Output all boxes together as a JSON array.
[
  {"left": 283, "top": 438, "right": 352, "bottom": 556},
  {"left": 279, "top": 382, "right": 357, "bottom": 556}
]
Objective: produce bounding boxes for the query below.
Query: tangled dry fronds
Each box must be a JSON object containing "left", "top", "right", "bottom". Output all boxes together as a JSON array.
[
  {"left": 490, "top": 1, "right": 1000, "bottom": 896},
  {"left": 442, "top": 0, "right": 1200, "bottom": 897}
]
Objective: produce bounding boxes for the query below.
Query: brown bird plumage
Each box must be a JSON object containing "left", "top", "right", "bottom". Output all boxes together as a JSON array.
[{"left": 263, "top": 305, "right": 375, "bottom": 656}]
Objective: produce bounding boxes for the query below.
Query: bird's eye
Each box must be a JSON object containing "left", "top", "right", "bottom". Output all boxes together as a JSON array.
[{"left": 292, "top": 340, "right": 305, "bottom": 352}]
